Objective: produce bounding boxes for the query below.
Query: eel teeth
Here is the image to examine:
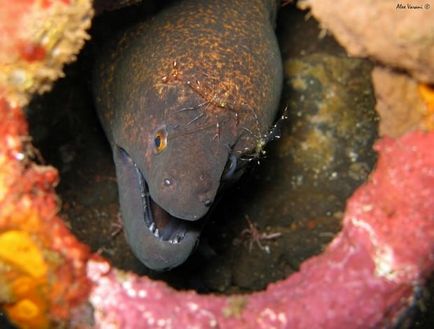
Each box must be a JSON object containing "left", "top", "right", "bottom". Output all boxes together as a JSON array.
[
  {"left": 168, "top": 235, "right": 181, "bottom": 244},
  {"left": 154, "top": 228, "right": 160, "bottom": 238}
]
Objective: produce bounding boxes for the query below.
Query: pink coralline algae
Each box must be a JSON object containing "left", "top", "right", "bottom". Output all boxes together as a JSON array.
[{"left": 87, "top": 131, "right": 434, "bottom": 329}]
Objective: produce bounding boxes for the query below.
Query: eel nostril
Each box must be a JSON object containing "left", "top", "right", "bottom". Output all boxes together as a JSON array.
[
  {"left": 198, "top": 191, "right": 213, "bottom": 207},
  {"left": 163, "top": 177, "right": 173, "bottom": 187}
]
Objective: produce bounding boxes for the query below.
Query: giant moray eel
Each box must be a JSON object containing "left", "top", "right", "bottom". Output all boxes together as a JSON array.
[{"left": 93, "top": 0, "right": 283, "bottom": 270}]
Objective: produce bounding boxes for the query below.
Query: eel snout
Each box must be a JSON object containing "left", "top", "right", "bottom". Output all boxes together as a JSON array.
[
  {"left": 150, "top": 169, "right": 218, "bottom": 221},
  {"left": 147, "top": 139, "right": 230, "bottom": 222}
]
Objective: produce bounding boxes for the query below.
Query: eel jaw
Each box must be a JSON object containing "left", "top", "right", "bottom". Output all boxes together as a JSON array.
[{"left": 113, "top": 147, "right": 202, "bottom": 271}]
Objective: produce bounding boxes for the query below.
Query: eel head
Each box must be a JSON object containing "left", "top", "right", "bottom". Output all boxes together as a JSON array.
[{"left": 112, "top": 120, "right": 240, "bottom": 271}]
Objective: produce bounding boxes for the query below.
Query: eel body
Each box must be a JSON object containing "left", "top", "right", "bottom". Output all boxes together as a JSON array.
[{"left": 93, "top": 0, "right": 282, "bottom": 270}]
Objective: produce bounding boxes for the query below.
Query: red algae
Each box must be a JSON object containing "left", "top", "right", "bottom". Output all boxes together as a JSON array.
[
  {"left": 18, "top": 42, "right": 46, "bottom": 62},
  {"left": 0, "top": 100, "right": 91, "bottom": 328}
]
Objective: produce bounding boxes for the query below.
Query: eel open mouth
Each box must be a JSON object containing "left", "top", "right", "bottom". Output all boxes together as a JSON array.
[
  {"left": 135, "top": 163, "right": 201, "bottom": 244},
  {"left": 118, "top": 147, "right": 202, "bottom": 245}
]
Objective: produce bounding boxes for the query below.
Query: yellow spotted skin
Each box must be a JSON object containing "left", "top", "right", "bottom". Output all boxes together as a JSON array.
[
  {"left": 96, "top": 0, "right": 282, "bottom": 153},
  {"left": 93, "top": 0, "right": 282, "bottom": 269}
]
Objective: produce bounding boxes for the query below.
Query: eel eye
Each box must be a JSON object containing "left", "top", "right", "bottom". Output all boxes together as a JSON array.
[{"left": 153, "top": 128, "right": 167, "bottom": 153}]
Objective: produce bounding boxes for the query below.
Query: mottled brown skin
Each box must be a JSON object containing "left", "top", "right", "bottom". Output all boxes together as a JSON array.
[{"left": 94, "top": 0, "right": 282, "bottom": 270}]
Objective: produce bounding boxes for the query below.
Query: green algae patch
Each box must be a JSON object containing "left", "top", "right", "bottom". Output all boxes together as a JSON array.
[{"left": 282, "top": 53, "right": 378, "bottom": 182}]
